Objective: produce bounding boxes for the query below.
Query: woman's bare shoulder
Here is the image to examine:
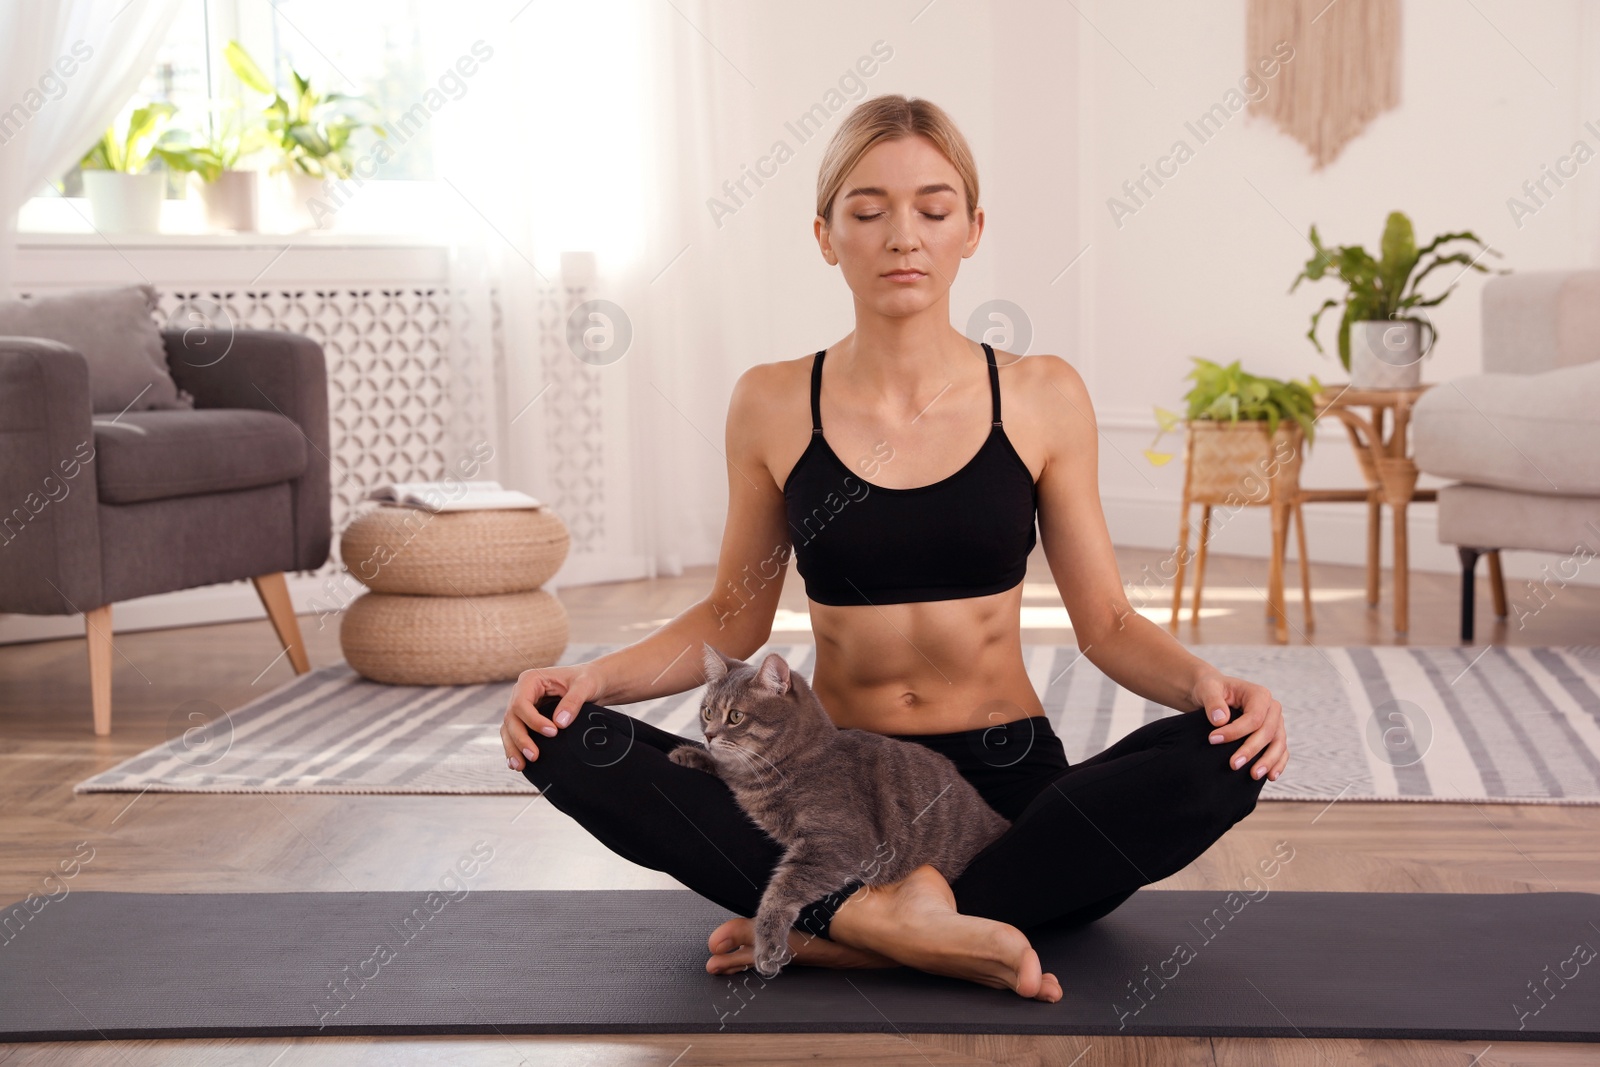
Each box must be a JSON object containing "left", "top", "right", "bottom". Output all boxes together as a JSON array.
[
  {"left": 989, "top": 351, "right": 1093, "bottom": 479},
  {"left": 991, "top": 350, "right": 1090, "bottom": 413},
  {"left": 990, "top": 347, "right": 1082, "bottom": 379},
  {"left": 744, "top": 351, "right": 815, "bottom": 388},
  {"left": 728, "top": 352, "right": 815, "bottom": 422},
  {"left": 725, "top": 353, "right": 817, "bottom": 482}
]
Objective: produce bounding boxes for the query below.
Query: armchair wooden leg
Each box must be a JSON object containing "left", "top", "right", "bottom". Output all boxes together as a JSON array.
[
  {"left": 85, "top": 604, "right": 113, "bottom": 736},
  {"left": 252, "top": 573, "right": 311, "bottom": 674},
  {"left": 1457, "top": 546, "right": 1480, "bottom": 643},
  {"left": 1487, "top": 549, "right": 1508, "bottom": 618}
]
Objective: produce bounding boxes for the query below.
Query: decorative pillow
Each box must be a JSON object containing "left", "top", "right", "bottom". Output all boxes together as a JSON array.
[{"left": 0, "top": 284, "right": 193, "bottom": 414}]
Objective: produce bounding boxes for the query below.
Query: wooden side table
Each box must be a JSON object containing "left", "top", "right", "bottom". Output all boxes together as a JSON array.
[{"left": 1297, "top": 383, "right": 1438, "bottom": 635}]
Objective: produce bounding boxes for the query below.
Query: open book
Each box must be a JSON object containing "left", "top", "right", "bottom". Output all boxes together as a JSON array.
[{"left": 363, "top": 480, "right": 542, "bottom": 512}]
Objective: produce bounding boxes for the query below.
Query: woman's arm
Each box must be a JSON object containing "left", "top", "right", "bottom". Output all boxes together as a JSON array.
[
  {"left": 1028, "top": 355, "right": 1211, "bottom": 707},
  {"left": 582, "top": 362, "right": 795, "bottom": 706},
  {"left": 1028, "top": 355, "right": 1288, "bottom": 780},
  {"left": 502, "top": 362, "right": 797, "bottom": 765}
]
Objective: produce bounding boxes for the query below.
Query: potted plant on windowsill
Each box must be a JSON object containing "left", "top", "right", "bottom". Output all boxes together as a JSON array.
[
  {"left": 155, "top": 104, "right": 273, "bottom": 232},
  {"left": 1289, "top": 210, "right": 1507, "bottom": 390},
  {"left": 77, "top": 102, "right": 176, "bottom": 233},
  {"left": 224, "top": 40, "right": 388, "bottom": 232}
]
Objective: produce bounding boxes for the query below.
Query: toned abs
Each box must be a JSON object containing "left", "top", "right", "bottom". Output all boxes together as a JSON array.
[{"left": 808, "top": 582, "right": 1047, "bottom": 734}]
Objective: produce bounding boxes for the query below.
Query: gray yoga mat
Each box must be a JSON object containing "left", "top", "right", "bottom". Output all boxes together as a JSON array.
[{"left": 2, "top": 889, "right": 1598, "bottom": 1042}]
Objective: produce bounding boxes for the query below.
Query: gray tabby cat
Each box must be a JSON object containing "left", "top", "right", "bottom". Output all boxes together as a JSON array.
[{"left": 667, "top": 643, "right": 1011, "bottom": 978}]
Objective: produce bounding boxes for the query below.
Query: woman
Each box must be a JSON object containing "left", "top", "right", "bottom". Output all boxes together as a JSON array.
[{"left": 500, "top": 94, "right": 1289, "bottom": 1004}]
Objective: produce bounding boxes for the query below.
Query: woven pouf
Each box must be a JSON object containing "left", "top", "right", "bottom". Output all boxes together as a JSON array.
[
  {"left": 337, "top": 504, "right": 572, "bottom": 685},
  {"left": 339, "top": 506, "right": 570, "bottom": 596},
  {"left": 341, "top": 588, "right": 569, "bottom": 685}
]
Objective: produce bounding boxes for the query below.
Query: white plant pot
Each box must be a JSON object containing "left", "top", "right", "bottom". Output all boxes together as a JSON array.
[
  {"left": 82, "top": 170, "right": 165, "bottom": 233},
  {"left": 1348, "top": 319, "right": 1434, "bottom": 389},
  {"left": 196, "top": 170, "right": 260, "bottom": 232},
  {"left": 269, "top": 170, "right": 334, "bottom": 232}
]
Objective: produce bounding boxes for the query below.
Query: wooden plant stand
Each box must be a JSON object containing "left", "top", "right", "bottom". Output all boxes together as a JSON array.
[
  {"left": 1298, "top": 383, "right": 1436, "bottom": 635},
  {"left": 1169, "top": 419, "right": 1312, "bottom": 644}
]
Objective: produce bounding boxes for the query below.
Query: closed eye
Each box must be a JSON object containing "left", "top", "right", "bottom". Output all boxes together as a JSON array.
[{"left": 853, "top": 211, "right": 948, "bottom": 221}]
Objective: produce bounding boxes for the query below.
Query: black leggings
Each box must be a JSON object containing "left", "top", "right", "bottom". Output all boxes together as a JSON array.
[{"left": 521, "top": 694, "right": 1266, "bottom": 938}]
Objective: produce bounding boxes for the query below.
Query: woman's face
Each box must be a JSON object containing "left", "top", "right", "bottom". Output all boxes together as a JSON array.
[{"left": 815, "top": 134, "right": 983, "bottom": 317}]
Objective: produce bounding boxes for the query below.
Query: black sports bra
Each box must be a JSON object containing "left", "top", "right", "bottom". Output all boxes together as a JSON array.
[{"left": 782, "top": 342, "right": 1039, "bottom": 606}]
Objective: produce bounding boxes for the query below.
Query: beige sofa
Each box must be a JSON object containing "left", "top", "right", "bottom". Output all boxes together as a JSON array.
[{"left": 1412, "top": 270, "right": 1600, "bottom": 641}]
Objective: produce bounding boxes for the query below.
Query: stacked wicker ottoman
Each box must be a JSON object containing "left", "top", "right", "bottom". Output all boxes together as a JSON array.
[{"left": 337, "top": 505, "right": 570, "bottom": 685}]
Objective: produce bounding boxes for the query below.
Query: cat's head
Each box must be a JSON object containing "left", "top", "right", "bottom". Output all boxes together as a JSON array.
[{"left": 696, "top": 644, "right": 832, "bottom": 773}]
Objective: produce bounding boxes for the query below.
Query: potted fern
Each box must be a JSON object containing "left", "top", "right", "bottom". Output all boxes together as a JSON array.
[
  {"left": 1290, "top": 210, "right": 1506, "bottom": 389},
  {"left": 155, "top": 102, "right": 273, "bottom": 231},
  {"left": 224, "top": 41, "right": 388, "bottom": 232},
  {"left": 77, "top": 102, "right": 176, "bottom": 233}
]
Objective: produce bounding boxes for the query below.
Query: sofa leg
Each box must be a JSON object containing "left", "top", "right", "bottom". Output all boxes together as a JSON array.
[
  {"left": 1457, "top": 546, "right": 1480, "bottom": 643},
  {"left": 1487, "top": 549, "right": 1508, "bottom": 618},
  {"left": 85, "top": 604, "right": 113, "bottom": 736},
  {"left": 252, "top": 573, "right": 311, "bottom": 674}
]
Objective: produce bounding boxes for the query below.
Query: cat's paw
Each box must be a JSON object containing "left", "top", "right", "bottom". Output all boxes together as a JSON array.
[
  {"left": 668, "top": 743, "right": 716, "bottom": 774},
  {"left": 753, "top": 914, "right": 795, "bottom": 978},
  {"left": 753, "top": 939, "right": 792, "bottom": 979}
]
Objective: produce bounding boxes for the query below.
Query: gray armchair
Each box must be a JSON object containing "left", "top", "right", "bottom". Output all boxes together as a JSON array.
[
  {"left": 0, "top": 327, "right": 331, "bottom": 733},
  {"left": 1413, "top": 270, "right": 1600, "bottom": 642}
]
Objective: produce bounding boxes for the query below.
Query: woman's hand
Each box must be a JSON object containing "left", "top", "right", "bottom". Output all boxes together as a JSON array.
[
  {"left": 1189, "top": 670, "right": 1289, "bottom": 782},
  {"left": 502, "top": 662, "right": 608, "bottom": 772}
]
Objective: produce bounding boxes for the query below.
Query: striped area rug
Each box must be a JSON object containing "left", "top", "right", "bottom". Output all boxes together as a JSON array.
[{"left": 74, "top": 643, "right": 1600, "bottom": 804}]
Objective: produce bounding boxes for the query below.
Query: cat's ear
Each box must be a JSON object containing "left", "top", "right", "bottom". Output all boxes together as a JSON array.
[
  {"left": 702, "top": 642, "right": 730, "bottom": 684},
  {"left": 756, "top": 652, "right": 791, "bottom": 696}
]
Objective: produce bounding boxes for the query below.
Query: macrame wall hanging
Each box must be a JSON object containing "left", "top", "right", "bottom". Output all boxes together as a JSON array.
[{"left": 1247, "top": 0, "right": 1402, "bottom": 169}]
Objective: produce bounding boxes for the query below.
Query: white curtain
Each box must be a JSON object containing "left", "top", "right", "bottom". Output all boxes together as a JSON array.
[
  {"left": 0, "top": 0, "right": 187, "bottom": 297},
  {"left": 423, "top": 0, "right": 769, "bottom": 587}
]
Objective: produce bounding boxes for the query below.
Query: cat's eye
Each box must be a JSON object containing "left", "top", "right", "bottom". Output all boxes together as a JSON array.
[
  {"left": 701, "top": 705, "right": 712, "bottom": 721},
  {"left": 727, "top": 709, "right": 744, "bottom": 725}
]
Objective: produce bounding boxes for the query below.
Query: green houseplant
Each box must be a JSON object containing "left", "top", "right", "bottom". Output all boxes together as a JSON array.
[
  {"left": 224, "top": 40, "right": 387, "bottom": 230},
  {"left": 155, "top": 104, "right": 273, "bottom": 181},
  {"left": 77, "top": 102, "right": 176, "bottom": 233},
  {"left": 1181, "top": 357, "right": 1322, "bottom": 444},
  {"left": 1148, "top": 357, "right": 1323, "bottom": 508},
  {"left": 1289, "top": 210, "right": 1506, "bottom": 389},
  {"left": 155, "top": 103, "right": 273, "bottom": 231},
  {"left": 1156, "top": 358, "right": 1324, "bottom": 638}
]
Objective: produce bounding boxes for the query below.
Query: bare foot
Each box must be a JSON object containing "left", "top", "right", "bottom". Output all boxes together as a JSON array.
[
  {"left": 705, "top": 916, "right": 899, "bottom": 974},
  {"left": 826, "top": 864, "right": 1063, "bottom": 1003}
]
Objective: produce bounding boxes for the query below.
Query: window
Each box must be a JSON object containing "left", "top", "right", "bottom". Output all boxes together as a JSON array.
[
  {"left": 25, "top": 0, "right": 648, "bottom": 260},
  {"left": 55, "top": 0, "right": 210, "bottom": 198},
  {"left": 254, "top": 0, "right": 436, "bottom": 181},
  {"left": 45, "top": 0, "right": 438, "bottom": 208}
]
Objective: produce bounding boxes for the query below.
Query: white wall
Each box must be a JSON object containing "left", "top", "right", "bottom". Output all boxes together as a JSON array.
[{"left": 1024, "top": 0, "right": 1600, "bottom": 588}]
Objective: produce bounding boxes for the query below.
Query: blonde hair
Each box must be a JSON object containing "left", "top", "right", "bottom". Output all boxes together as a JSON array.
[{"left": 815, "top": 95, "right": 980, "bottom": 225}]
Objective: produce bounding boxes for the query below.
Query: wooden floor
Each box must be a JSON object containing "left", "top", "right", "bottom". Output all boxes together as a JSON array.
[{"left": 3, "top": 546, "right": 1599, "bottom": 1066}]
